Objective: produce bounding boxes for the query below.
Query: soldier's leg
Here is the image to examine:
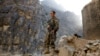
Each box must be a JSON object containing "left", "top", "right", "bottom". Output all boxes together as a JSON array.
[
  {"left": 44, "top": 33, "right": 50, "bottom": 54},
  {"left": 50, "top": 33, "right": 56, "bottom": 49},
  {"left": 44, "top": 33, "right": 50, "bottom": 48},
  {"left": 51, "top": 31, "right": 57, "bottom": 49}
]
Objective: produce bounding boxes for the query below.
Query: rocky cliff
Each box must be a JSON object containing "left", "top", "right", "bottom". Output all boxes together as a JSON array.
[
  {"left": 82, "top": 0, "right": 100, "bottom": 39},
  {"left": 0, "top": 0, "right": 47, "bottom": 54},
  {"left": 0, "top": 0, "right": 83, "bottom": 55}
]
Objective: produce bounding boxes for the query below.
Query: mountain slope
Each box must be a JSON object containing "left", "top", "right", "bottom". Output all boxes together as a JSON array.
[{"left": 41, "top": 2, "right": 83, "bottom": 37}]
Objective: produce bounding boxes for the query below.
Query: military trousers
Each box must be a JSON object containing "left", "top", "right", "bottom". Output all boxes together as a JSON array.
[{"left": 44, "top": 31, "right": 56, "bottom": 49}]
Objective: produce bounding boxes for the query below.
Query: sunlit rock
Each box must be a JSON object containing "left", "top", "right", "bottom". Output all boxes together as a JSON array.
[{"left": 82, "top": 0, "right": 100, "bottom": 39}]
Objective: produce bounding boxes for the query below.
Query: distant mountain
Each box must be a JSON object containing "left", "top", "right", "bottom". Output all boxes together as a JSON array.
[{"left": 40, "top": 1, "right": 83, "bottom": 37}]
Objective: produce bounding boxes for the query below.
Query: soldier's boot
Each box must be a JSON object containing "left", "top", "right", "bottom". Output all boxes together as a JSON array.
[
  {"left": 50, "top": 39, "right": 55, "bottom": 51},
  {"left": 43, "top": 48, "right": 50, "bottom": 54}
]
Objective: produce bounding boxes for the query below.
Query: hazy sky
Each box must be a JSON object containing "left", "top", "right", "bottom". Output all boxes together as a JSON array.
[
  {"left": 54, "top": 0, "right": 91, "bottom": 15},
  {"left": 40, "top": 0, "right": 92, "bottom": 26},
  {"left": 40, "top": 0, "right": 91, "bottom": 15}
]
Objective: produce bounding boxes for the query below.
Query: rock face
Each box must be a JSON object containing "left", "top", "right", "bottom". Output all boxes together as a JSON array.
[
  {"left": 0, "top": 0, "right": 47, "bottom": 54},
  {"left": 0, "top": 0, "right": 83, "bottom": 55},
  {"left": 74, "top": 40, "right": 100, "bottom": 56},
  {"left": 57, "top": 36, "right": 100, "bottom": 56},
  {"left": 82, "top": 0, "right": 100, "bottom": 39}
]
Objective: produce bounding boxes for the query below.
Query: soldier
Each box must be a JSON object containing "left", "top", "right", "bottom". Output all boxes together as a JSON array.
[{"left": 44, "top": 11, "right": 59, "bottom": 54}]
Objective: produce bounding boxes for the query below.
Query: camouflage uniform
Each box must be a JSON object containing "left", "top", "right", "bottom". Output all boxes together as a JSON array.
[{"left": 44, "top": 16, "right": 59, "bottom": 52}]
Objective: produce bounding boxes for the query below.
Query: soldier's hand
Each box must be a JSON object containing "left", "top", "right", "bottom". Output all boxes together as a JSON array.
[
  {"left": 47, "top": 25, "right": 50, "bottom": 29},
  {"left": 51, "top": 30, "right": 54, "bottom": 33}
]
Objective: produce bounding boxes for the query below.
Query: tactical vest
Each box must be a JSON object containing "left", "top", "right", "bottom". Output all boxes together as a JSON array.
[{"left": 48, "top": 18, "right": 58, "bottom": 32}]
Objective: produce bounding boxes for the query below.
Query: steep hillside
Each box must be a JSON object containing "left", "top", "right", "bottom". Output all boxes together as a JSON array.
[
  {"left": 41, "top": 3, "right": 83, "bottom": 37},
  {"left": 0, "top": 0, "right": 47, "bottom": 54},
  {"left": 0, "top": 0, "right": 83, "bottom": 55}
]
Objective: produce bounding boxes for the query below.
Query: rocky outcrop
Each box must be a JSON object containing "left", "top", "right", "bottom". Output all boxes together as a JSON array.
[
  {"left": 74, "top": 40, "right": 100, "bottom": 56},
  {"left": 82, "top": 0, "right": 100, "bottom": 39},
  {"left": 0, "top": 0, "right": 47, "bottom": 54},
  {"left": 43, "top": 35, "right": 88, "bottom": 56},
  {"left": 57, "top": 36, "right": 100, "bottom": 56}
]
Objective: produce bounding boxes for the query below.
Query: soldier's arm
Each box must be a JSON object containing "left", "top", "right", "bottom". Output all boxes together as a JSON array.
[
  {"left": 54, "top": 19, "right": 59, "bottom": 31},
  {"left": 47, "top": 19, "right": 51, "bottom": 31}
]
